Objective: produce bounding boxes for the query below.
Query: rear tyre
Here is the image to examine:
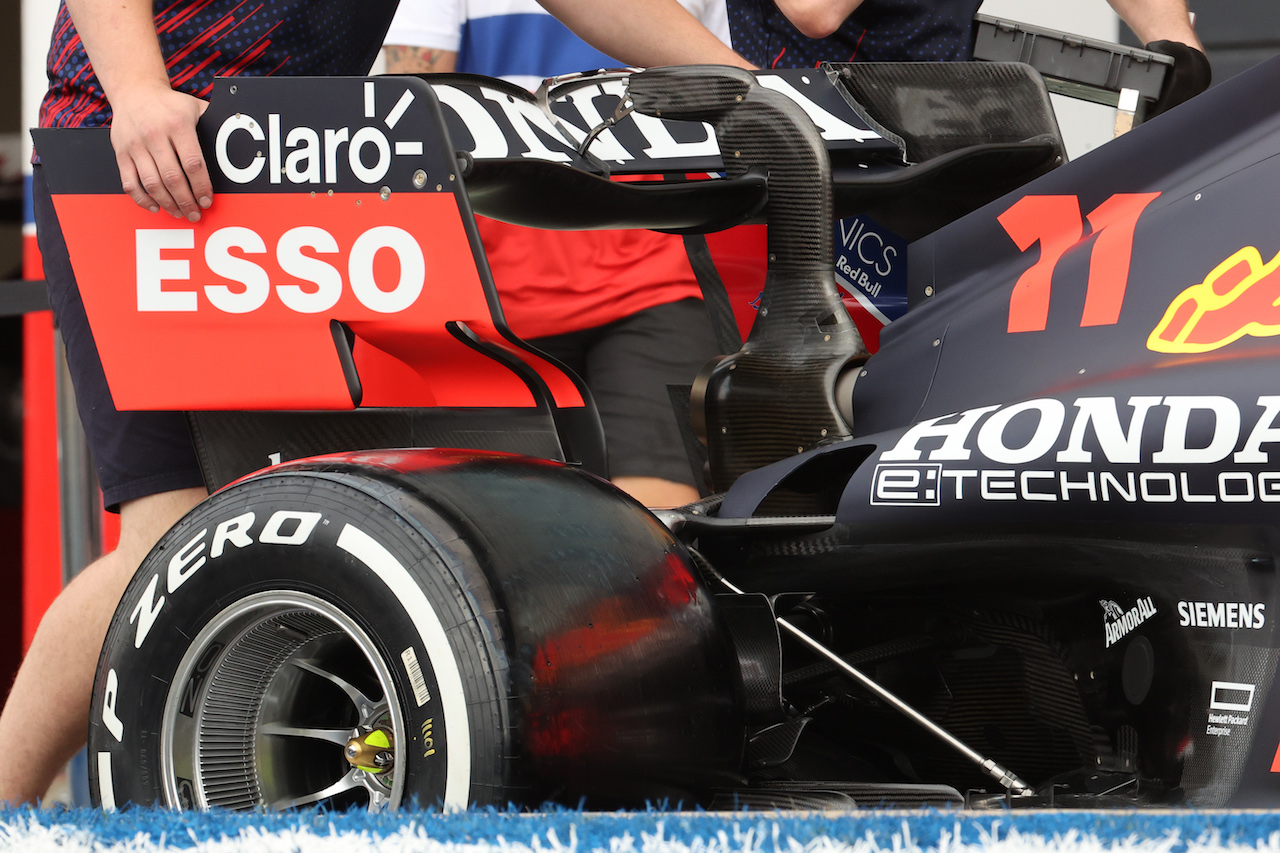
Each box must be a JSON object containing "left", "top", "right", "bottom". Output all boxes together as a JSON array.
[{"left": 89, "top": 470, "right": 510, "bottom": 811}]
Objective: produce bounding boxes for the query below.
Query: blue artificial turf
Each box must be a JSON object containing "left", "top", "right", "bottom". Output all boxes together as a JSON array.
[{"left": 3, "top": 806, "right": 1280, "bottom": 852}]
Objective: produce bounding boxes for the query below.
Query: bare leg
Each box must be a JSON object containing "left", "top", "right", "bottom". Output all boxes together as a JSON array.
[
  {"left": 0, "top": 487, "right": 206, "bottom": 805},
  {"left": 612, "top": 475, "right": 700, "bottom": 510}
]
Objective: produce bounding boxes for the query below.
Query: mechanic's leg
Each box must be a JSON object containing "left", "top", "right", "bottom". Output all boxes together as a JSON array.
[
  {"left": 612, "top": 475, "right": 700, "bottom": 509},
  {"left": 532, "top": 307, "right": 713, "bottom": 508},
  {"left": 0, "top": 486, "right": 205, "bottom": 805},
  {"left": 577, "top": 299, "right": 719, "bottom": 509}
]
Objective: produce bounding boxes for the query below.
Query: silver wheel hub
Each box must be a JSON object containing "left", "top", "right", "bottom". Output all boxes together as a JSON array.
[{"left": 161, "top": 590, "right": 405, "bottom": 812}]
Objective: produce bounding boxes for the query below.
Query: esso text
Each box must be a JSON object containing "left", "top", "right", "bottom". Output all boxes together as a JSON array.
[{"left": 135, "top": 225, "right": 425, "bottom": 315}]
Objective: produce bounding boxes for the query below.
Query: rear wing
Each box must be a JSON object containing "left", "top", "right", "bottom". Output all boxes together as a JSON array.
[
  {"left": 33, "top": 65, "right": 1062, "bottom": 414},
  {"left": 36, "top": 76, "right": 593, "bottom": 414}
]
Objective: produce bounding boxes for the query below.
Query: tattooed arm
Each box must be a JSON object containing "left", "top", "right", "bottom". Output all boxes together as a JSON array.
[
  {"left": 383, "top": 44, "right": 458, "bottom": 74},
  {"left": 536, "top": 0, "right": 751, "bottom": 67}
]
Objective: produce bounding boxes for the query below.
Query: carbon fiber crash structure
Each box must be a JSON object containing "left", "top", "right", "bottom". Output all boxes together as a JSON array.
[{"left": 33, "top": 43, "right": 1280, "bottom": 811}]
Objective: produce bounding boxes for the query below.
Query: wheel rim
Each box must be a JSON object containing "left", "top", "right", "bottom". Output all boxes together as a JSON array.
[{"left": 161, "top": 590, "right": 406, "bottom": 812}]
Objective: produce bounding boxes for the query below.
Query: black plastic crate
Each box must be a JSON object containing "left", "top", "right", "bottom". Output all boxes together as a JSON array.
[{"left": 973, "top": 13, "right": 1172, "bottom": 108}]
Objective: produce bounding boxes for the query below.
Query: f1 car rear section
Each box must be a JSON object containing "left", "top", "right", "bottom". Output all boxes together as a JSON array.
[{"left": 33, "top": 36, "right": 1280, "bottom": 811}]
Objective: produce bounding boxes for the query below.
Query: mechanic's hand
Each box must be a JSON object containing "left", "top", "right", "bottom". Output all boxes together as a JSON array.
[
  {"left": 1146, "top": 40, "right": 1212, "bottom": 117},
  {"left": 109, "top": 85, "right": 212, "bottom": 222}
]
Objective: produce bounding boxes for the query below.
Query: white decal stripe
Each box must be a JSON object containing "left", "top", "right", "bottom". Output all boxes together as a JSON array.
[
  {"left": 756, "top": 74, "right": 883, "bottom": 143},
  {"left": 395, "top": 141, "right": 424, "bottom": 156},
  {"left": 97, "top": 752, "right": 116, "bottom": 811},
  {"left": 842, "top": 282, "right": 892, "bottom": 326},
  {"left": 364, "top": 81, "right": 376, "bottom": 118},
  {"left": 503, "top": 74, "right": 543, "bottom": 94},
  {"left": 336, "top": 524, "right": 471, "bottom": 809},
  {"left": 386, "top": 90, "right": 416, "bottom": 130}
]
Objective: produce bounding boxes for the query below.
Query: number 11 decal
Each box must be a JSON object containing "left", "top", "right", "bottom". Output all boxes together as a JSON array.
[{"left": 998, "top": 193, "right": 1160, "bottom": 333}]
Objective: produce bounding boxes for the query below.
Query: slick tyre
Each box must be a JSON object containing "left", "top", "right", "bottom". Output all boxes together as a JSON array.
[{"left": 88, "top": 471, "right": 512, "bottom": 812}]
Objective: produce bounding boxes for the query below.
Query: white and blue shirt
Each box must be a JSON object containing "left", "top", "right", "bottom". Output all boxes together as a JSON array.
[{"left": 386, "top": 0, "right": 731, "bottom": 91}]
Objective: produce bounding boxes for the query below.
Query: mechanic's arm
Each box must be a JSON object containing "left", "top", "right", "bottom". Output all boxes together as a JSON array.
[
  {"left": 537, "top": 0, "right": 754, "bottom": 68},
  {"left": 771, "top": 0, "right": 865, "bottom": 40},
  {"left": 1111, "top": 0, "right": 1198, "bottom": 50},
  {"left": 1106, "top": 0, "right": 1203, "bottom": 50},
  {"left": 1106, "top": 0, "right": 1210, "bottom": 113},
  {"left": 384, "top": 46, "right": 459, "bottom": 74},
  {"left": 65, "top": 0, "right": 211, "bottom": 222}
]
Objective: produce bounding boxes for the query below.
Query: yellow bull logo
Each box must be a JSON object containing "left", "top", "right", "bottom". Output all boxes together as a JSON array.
[{"left": 1150, "top": 246, "right": 1280, "bottom": 353}]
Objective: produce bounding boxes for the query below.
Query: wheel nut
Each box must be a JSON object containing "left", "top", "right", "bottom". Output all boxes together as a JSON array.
[{"left": 345, "top": 728, "right": 395, "bottom": 774}]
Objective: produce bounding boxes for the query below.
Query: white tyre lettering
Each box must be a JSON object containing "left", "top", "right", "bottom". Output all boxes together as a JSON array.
[
  {"left": 210, "top": 513, "right": 256, "bottom": 559},
  {"left": 260, "top": 511, "right": 322, "bottom": 545},
  {"left": 101, "top": 669, "right": 125, "bottom": 743},
  {"left": 130, "top": 574, "right": 166, "bottom": 649},
  {"left": 97, "top": 752, "right": 117, "bottom": 811},
  {"left": 167, "top": 528, "right": 209, "bottom": 594}
]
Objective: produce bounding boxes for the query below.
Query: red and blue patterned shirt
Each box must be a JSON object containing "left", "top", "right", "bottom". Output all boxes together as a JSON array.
[
  {"left": 726, "top": 0, "right": 983, "bottom": 69},
  {"left": 41, "top": 0, "right": 397, "bottom": 129}
]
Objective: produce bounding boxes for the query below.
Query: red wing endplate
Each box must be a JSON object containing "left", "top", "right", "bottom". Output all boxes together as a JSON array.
[{"left": 35, "top": 76, "right": 582, "bottom": 412}]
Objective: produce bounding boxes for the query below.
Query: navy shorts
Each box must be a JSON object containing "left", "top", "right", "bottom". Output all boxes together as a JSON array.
[
  {"left": 33, "top": 166, "right": 206, "bottom": 512},
  {"left": 531, "top": 298, "right": 719, "bottom": 486}
]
